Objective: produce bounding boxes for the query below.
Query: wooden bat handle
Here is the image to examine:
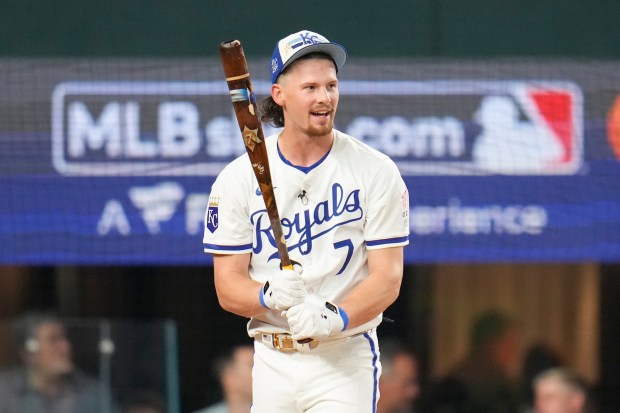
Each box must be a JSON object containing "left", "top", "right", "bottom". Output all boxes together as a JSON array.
[{"left": 219, "top": 40, "right": 293, "bottom": 270}]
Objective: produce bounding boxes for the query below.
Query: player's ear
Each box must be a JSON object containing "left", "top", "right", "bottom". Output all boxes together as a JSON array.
[{"left": 272, "top": 83, "right": 284, "bottom": 106}]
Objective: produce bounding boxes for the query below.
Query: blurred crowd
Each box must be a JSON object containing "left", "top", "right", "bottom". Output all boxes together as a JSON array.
[
  {"left": 418, "top": 310, "right": 593, "bottom": 413},
  {"left": 0, "top": 309, "right": 595, "bottom": 413}
]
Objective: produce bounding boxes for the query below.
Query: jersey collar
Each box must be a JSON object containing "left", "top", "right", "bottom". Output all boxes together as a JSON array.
[{"left": 276, "top": 140, "right": 332, "bottom": 174}]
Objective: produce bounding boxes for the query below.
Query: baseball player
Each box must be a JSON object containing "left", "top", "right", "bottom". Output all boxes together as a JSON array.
[{"left": 203, "top": 29, "right": 410, "bottom": 413}]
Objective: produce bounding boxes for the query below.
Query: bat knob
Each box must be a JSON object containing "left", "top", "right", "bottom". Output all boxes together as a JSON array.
[{"left": 220, "top": 40, "right": 241, "bottom": 49}]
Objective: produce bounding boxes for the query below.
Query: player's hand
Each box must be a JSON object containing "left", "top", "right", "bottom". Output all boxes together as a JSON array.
[
  {"left": 285, "top": 295, "right": 348, "bottom": 341},
  {"left": 259, "top": 267, "right": 306, "bottom": 311}
]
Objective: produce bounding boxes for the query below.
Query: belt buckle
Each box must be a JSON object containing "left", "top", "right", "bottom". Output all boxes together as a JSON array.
[{"left": 273, "top": 334, "right": 296, "bottom": 352}]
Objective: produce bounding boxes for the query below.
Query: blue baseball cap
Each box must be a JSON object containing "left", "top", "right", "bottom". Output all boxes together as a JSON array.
[{"left": 270, "top": 30, "right": 347, "bottom": 84}]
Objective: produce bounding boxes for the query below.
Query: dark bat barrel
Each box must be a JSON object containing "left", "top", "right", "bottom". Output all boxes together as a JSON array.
[
  {"left": 219, "top": 40, "right": 261, "bottom": 132},
  {"left": 219, "top": 40, "right": 292, "bottom": 269},
  {"left": 219, "top": 40, "right": 249, "bottom": 80}
]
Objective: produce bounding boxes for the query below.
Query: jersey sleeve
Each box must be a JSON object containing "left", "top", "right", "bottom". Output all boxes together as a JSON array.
[
  {"left": 364, "top": 160, "right": 410, "bottom": 249},
  {"left": 203, "top": 161, "right": 254, "bottom": 255}
]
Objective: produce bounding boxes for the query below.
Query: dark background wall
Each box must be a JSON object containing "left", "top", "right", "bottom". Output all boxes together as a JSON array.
[{"left": 1, "top": 0, "right": 620, "bottom": 58}]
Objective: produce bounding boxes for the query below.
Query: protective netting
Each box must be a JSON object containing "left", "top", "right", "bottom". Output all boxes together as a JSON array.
[{"left": 0, "top": 58, "right": 619, "bottom": 263}]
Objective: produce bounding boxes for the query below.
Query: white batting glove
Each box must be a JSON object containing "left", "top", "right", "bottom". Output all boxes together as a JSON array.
[
  {"left": 259, "top": 267, "right": 306, "bottom": 311},
  {"left": 285, "top": 295, "right": 349, "bottom": 341}
]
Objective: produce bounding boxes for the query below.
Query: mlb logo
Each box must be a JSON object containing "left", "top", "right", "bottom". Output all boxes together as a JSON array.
[{"left": 472, "top": 84, "right": 582, "bottom": 174}]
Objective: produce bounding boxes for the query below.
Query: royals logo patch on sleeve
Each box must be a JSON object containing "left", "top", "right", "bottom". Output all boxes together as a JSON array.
[{"left": 206, "top": 196, "right": 219, "bottom": 233}]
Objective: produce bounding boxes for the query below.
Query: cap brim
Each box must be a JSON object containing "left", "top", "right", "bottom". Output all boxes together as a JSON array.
[{"left": 280, "top": 42, "right": 347, "bottom": 75}]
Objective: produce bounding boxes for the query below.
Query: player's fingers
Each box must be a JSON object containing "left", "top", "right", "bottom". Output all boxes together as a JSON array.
[
  {"left": 284, "top": 304, "right": 302, "bottom": 323},
  {"left": 281, "top": 267, "right": 304, "bottom": 279},
  {"left": 291, "top": 332, "right": 307, "bottom": 341},
  {"left": 288, "top": 287, "right": 306, "bottom": 297},
  {"left": 289, "top": 321, "right": 303, "bottom": 336},
  {"left": 283, "top": 279, "right": 306, "bottom": 293},
  {"left": 286, "top": 280, "right": 306, "bottom": 293},
  {"left": 290, "top": 317, "right": 312, "bottom": 338},
  {"left": 287, "top": 298, "right": 305, "bottom": 309},
  {"left": 292, "top": 321, "right": 316, "bottom": 341}
]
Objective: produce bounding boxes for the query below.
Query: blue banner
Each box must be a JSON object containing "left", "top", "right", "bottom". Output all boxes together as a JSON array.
[{"left": 1, "top": 59, "right": 619, "bottom": 264}]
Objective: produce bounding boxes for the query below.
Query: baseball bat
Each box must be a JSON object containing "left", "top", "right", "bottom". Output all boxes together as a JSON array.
[{"left": 219, "top": 40, "right": 293, "bottom": 271}]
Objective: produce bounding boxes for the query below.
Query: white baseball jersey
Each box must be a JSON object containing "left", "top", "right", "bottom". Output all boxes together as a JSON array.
[{"left": 203, "top": 129, "right": 410, "bottom": 338}]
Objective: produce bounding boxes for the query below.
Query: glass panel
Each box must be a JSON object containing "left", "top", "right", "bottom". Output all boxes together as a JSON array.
[{"left": 0, "top": 316, "right": 179, "bottom": 413}]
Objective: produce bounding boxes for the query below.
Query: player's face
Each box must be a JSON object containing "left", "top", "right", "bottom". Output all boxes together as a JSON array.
[{"left": 273, "top": 58, "right": 339, "bottom": 139}]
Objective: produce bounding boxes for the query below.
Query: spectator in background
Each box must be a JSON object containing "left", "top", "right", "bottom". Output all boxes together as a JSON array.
[
  {"left": 431, "top": 310, "right": 524, "bottom": 413},
  {"left": 377, "top": 338, "right": 421, "bottom": 413},
  {"left": 519, "top": 343, "right": 564, "bottom": 412},
  {"left": 192, "top": 345, "right": 253, "bottom": 413},
  {"left": 0, "top": 310, "right": 116, "bottom": 413},
  {"left": 533, "top": 367, "right": 589, "bottom": 413}
]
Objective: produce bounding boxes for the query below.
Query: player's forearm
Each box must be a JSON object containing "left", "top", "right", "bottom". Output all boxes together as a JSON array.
[
  {"left": 338, "top": 247, "right": 404, "bottom": 330},
  {"left": 338, "top": 273, "right": 401, "bottom": 330},
  {"left": 215, "top": 275, "right": 267, "bottom": 318},
  {"left": 213, "top": 253, "right": 268, "bottom": 318}
]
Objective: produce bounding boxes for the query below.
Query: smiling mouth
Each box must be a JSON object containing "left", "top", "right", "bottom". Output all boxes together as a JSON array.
[{"left": 311, "top": 111, "right": 330, "bottom": 117}]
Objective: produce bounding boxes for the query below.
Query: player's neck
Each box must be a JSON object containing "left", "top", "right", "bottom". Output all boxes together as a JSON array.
[{"left": 278, "top": 129, "right": 333, "bottom": 167}]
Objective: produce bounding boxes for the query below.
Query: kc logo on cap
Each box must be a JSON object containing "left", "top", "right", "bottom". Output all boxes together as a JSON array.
[{"left": 270, "top": 30, "right": 347, "bottom": 84}]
